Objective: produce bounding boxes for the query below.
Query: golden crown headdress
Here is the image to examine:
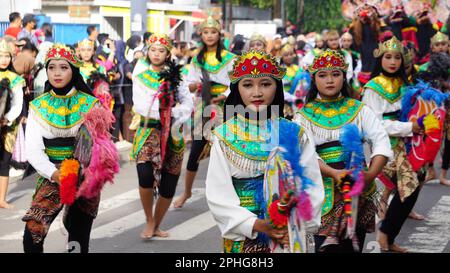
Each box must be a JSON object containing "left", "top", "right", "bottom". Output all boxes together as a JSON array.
[
  {"left": 431, "top": 32, "right": 449, "bottom": 46},
  {"left": 0, "top": 39, "right": 14, "bottom": 56},
  {"left": 198, "top": 15, "right": 221, "bottom": 32},
  {"left": 308, "top": 49, "right": 348, "bottom": 74},
  {"left": 78, "top": 39, "right": 95, "bottom": 49},
  {"left": 229, "top": 50, "right": 286, "bottom": 84},
  {"left": 249, "top": 33, "right": 267, "bottom": 46},
  {"left": 373, "top": 36, "right": 404, "bottom": 58},
  {"left": 148, "top": 33, "right": 173, "bottom": 51},
  {"left": 45, "top": 44, "right": 83, "bottom": 68}
]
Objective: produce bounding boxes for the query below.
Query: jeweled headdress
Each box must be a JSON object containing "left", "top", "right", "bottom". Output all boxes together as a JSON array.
[
  {"left": 431, "top": 32, "right": 449, "bottom": 46},
  {"left": 308, "top": 49, "right": 348, "bottom": 74},
  {"left": 249, "top": 33, "right": 267, "bottom": 46},
  {"left": 0, "top": 38, "right": 14, "bottom": 56},
  {"left": 229, "top": 50, "right": 286, "bottom": 83},
  {"left": 148, "top": 33, "right": 173, "bottom": 51},
  {"left": 198, "top": 15, "right": 221, "bottom": 32},
  {"left": 373, "top": 35, "right": 404, "bottom": 58},
  {"left": 45, "top": 44, "right": 83, "bottom": 68},
  {"left": 78, "top": 39, "right": 95, "bottom": 49}
]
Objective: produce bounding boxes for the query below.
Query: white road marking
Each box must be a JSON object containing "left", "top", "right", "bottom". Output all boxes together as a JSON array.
[
  {"left": 403, "top": 196, "right": 450, "bottom": 253},
  {"left": 0, "top": 189, "right": 140, "bottom": 240},
  {"left": 90, "top": 188, "right": 206, "bottom": 239},
  {"left": 152, "top": 211, "right": 216, "bottom": 241}
]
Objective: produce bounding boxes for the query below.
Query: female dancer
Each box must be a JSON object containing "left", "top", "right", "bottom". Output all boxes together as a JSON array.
[
  {"left": 362, "top": 35, "right": 422, "bottom": 252},
  {"left": 0, "top": 38, "right": 24, "bottom": 209},
  {"left": 206, "top": 50, "right": 324, "bottom": 253},
  {"left": 131, "top": 34, "right": 193, "bottom": 239},
  {"left": 174, "top": 16, "right": 235, "bottom": 208},
  {"left": 296, "top": 49, "right": 392, "bottom": 252},
  {"left": 22, "top": 44, "right": 118, "bottom": 252}
]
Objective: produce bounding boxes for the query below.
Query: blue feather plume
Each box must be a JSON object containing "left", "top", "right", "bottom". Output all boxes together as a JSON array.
[
  {"left": 400, "top": 80, "right": 449, "bottom": 122},
  {"left": 340, "top": 124, "right": 365, "bottom": 179}
]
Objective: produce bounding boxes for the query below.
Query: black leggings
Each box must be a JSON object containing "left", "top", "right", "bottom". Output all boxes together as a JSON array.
[
  {"left": 137, "top": 162, "right": 179, "bottom": 199},
  {"left": 0, "top": 150, "right": 11, "bottom": 176},
  {"left": 186, "top": 139, "right": 208, "bottom": 172},
  {"left": 442, "top": 137, "right": 450, "bottom": 170},
  {"left": 23, "top": 201, "right": 94, "bottom": 253},
  {"left": 379, "top": 186, "right": 421, "bottom": 245},
  {"left": 314, "top": 229, "right": 367, "bottom": 253}
]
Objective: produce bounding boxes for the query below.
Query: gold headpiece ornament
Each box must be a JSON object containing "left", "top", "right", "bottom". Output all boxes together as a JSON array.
[
  {"left": 309, "top": 49, "right": 348, "bottom": 74},
  {"left": 373, "top": 35, "right": 404, "bottom": 58},
  {"left": 281, "top": 44, "right": 294, "bottom": 55},
  {"left": 78, "top": 39, "right": 95, "bottom": 49},
  {"left": 431, "top": 32, "right": 449, "bottom": 46},
  {"left": 249, "top": 33, "right": 267, "bottom": 46},
  {"left": 198, "top": 15, "right": 221, "bottom": 32},
  {"left": 148, "top": 33, "right": 173, "bottom": 51},
  {"left": 0, "top": 38, "right": 14, "bottom": 56},
  {"left": 229, "top": 50, "right": 286, "bottom": 84},
  {"left": 45, "top": 44, "right": 83, "bottom": 68}
]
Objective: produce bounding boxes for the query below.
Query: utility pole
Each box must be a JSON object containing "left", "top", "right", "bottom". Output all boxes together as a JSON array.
[
  {"left": 131, "top": 0, "right": 148, "bottom": 36},
  {"left": 222, "top": 0, "right": 226, "bottom": 30}
]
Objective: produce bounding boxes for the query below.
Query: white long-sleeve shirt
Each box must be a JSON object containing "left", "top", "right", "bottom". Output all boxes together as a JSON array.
[
  {"left": 132, "top": 60, "right": 194, "bottom": 124},
  {"left": 205, "top": 128, "right": 325, "bottom": 241},
  {"left": 2, "top": 73, "right": 24, "bottom": 126},
  {"left": 362, "top": 87, "right": 413, "bottom": 137}
]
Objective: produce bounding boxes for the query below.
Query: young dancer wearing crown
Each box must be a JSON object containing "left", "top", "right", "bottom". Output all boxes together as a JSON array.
[
  {"left": 77, "top": 39, "right": 114, "bottom": 110},
  {"left": 22, "top": 44, "right": 119, "bottom": 253},
  {"left": 295, "top": 49, "right": 391, "bottom": 252},
  {"left": 205, "top": 50, "right": 324, "bottom": 253},
  {"left": 280, "top": 44, "right": 303, "bottom": 119},
  {"left": 362, "top": 35, "right": 422, "bottom": 253},
  {"left": 130, "top": 34, "right": 193, "bottom": 239},
  {"left": 418, "top": 32, "right": 449, "bottom": 72},
  {"left": 174, "top": 16, "right": 236, "bottom": 208},
  {"left": 0, "top": 38, "right": 25, "bottom": 209}
]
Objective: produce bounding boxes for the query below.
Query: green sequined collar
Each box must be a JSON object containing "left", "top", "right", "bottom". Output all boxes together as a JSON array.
[
  {"left": 213, "top": 115, "right": 275, "bottom": 161},
  {"left": 193, "top": 50, "right": 235, "bottom": 74},
  {"left": 364, "top": 74, "right": 404, "bottom": 103},
  {"left": 0, "top": 70, "right": 25, "bottom": 89},
  {"left": 299, "top": 96, "right": 363, "bottom": 129},
  {"left": 30, "top": 89, "right": 98, "bottom": 129},
  {"left": 136, "top": 59, "right": 161, "bottom": 91}
]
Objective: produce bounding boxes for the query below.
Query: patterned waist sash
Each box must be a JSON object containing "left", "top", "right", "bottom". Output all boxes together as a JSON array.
[
  {"left": 316, "top": 141, "right": 345, "bottom": 216},
  {"left": 231, "top": 175, "right": 265, "bottom": 217},
  {"left": 43, "top": 137, "right": 75, "bottom": 164}
]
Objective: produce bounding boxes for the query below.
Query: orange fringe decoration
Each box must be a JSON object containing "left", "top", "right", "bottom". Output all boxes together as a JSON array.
[{"left": 59, "top": 159, "right": 80, "bottom": 205}]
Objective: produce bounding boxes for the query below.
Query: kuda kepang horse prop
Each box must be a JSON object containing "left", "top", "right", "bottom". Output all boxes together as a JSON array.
[
  {"left": 400, "top": 81, "right": 448, "bottom": 172},
  {"left": 264, "top": 120, "right": 314, "bottom": 253}
]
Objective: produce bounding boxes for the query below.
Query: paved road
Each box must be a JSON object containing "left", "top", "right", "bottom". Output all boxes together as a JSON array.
[{"left": 1, "top": 143, "right": 450, "bottom": 253}]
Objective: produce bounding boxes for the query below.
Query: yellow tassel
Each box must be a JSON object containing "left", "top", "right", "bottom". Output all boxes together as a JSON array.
[{"left": 423, "top": 114, "right": 439, "bottom": 132}]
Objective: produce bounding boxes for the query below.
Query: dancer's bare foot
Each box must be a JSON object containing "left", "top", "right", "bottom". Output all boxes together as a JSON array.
[
  {"left": 408, "top": 211, "right": 425, "bottom": 220},
  {"left": 173, "top": 193, "right": 191, "bottom": 208},
  {"left": 0, "top": 201, "right": 14, "bottom": 209},
  {"left": 389, "top": 243, "right": 408, "bottom": 253},
  {"left": 439, "top": 178, "right": 450, "bottom": 187},
  {"left": 140, "top": 222, "right": 155, "bottom": 239},
  {"left": 154, "top": 228, "right": 169, "bottom": 238},
  {"left": 377, "top": 230, "right": 389, "bottom": 252}
]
